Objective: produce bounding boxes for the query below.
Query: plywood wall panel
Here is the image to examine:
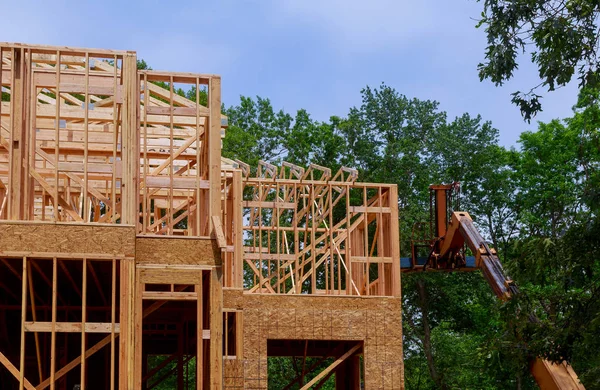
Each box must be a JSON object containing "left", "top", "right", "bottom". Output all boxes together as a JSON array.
[
  {"left": 135, "top": 236, "right": 220, "bottom": 265},
  {"left": 227, "top": 294, "right": 404, "bottom": 390},
  {"left": 0, "top": 221, "right": 135, "bottom": 256}
]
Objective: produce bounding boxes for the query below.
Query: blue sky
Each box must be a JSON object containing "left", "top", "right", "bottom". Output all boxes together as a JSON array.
[{"left": 1, "top": 0, "right": 578, "bottom": 146}]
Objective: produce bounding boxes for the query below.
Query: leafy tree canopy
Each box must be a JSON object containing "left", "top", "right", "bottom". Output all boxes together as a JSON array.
[{"left": 477, "top": 0, "right": 600, "bottom": 120}]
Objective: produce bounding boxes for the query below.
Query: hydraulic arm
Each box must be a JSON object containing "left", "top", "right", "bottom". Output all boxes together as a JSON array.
[
  {"left": 405, "top": 183, "right": 585, "bottom": 390},
  {"left": 436, "top": 210, "right": 518, "bottom": 300}
]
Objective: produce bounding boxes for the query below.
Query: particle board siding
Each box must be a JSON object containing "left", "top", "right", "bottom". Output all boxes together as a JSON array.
[
  {"left": 129, "top": 277, "right": 396, "bottom": 388},
  {"left": 223, "top": 359, "right": 244, "bottom": 388},
  {"left": 223, "top": 288, "right": 244, "bottom": 310},
  {"left": 230, "top": 294, "right": 404, "bottom": 390},
  {"left": 0, "top": 222, "right": 135, "bottom": 256},
  {"left": 135, "top": 236, "right": 221, "bottom": 265}
]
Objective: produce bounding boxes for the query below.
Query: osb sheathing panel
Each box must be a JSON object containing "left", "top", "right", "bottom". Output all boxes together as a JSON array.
[
  {"left": 0, "top": 222, "right": 136, "bottom": 256},
  {"left": 223, "top": 288, "right": 244, "bottom": 310},
  {"left": 227, "top": 294, "right": 404, "bottom": 390},
  {"left": 135, "top": 236, "right": 221, "bottom": 265},
  {"left": 224, "top": 359, "right": 244, "bottom": 389}
]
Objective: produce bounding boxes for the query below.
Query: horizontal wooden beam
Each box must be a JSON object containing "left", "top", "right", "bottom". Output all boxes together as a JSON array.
[
  {"left": 243, "top": 201, "right": 296, "bottom": 209},
  {"left": 142, "top": 291, "right": 198, "bottom": 301},
  {"left": 0, "top": 42, "right": 129, "bottom": 57},
  {"left": 24, "top": 322, "right": 120, "bottom": 333},
  {"left": 351, "top": 256, "right": 393, "bottom": 263},
  {"left": 144, "top": 176, "right": 210, "bottom": 190}
]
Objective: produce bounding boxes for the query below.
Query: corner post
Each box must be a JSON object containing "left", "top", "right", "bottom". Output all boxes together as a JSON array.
[
  {"left": 121, "top": 52, "right": 139, "bottom": 226},
  {"left": 208, "top": 76, "right": 222, "bottom": 234},
  {"left": 390, "top": 185, "right": 401, "bottom": 297}
]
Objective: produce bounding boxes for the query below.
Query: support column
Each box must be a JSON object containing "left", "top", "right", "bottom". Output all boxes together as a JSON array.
[
  {"left": 119, "top": 259, "right": 136, "bottom": 390},
  {"left": 232, "top": 170, "right": 243, "bottom": 288},
  {"left": 120, "top": 52, "right": 139, "bottom": 226},
  {"left": 8, "top": 48, "right": 29, "bottom": 220},
  {"left": 390, "top": 185, "right": 401, "bottom": 298},
  {"left": 208, "top": 77, "right": 221, "bottom": 234},
  {"left": 209, "top": 267, "right": 223, "bottom": 389}
]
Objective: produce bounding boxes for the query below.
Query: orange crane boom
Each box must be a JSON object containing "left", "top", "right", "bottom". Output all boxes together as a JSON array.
[{"left": 406, "top": 183, "right": 585, "bottom": 390}]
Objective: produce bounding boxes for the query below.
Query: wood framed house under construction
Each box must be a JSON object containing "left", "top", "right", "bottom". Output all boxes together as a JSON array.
[{"left": 0, "top": 42, "right": 403, "bottom": 389}]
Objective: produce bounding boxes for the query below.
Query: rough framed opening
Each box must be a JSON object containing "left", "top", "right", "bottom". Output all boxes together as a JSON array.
[{"left": 266, "top": 339, "right": 364, "bottom": 389}]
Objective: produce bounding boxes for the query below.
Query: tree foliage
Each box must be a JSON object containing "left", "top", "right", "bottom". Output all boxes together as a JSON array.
[{"left": 476, "top": 0, "right": 600, "bottom": 120}]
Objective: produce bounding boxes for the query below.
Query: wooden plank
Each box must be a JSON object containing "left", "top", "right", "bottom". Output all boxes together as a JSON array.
[
  {"left": 211, "top": 216, "right": 227, "bottom": 249},
  {"left": 118, "top": 258, "right": 133, "bottom": 390},
  {"left": 0, "top": 352, "right": 35, "bottom": 390},
  {"left": 144, "top": 176, "right": 210, "bottom": 190},
  {"left": 110, "top": 258, "right": 116, "bottom": 390},
  {"left": 145, "top": 106, "right": 204, "bottom": 117},
  {"left": 208, "top": 77, "right": 221, "bottom": 234},
  {"left": 196, "top": 274, "right": 203, "bottom": 385},
  {"left": 351, "top": 256, "right": 393, "bottom": 263},
  {"left": 299, "top": 344, "right": 362, "bottom": 390},
  {"left": 243, "top": 200, "right": 296, "bottom": 209},
  {"left": 81, "top": 257, "right": 87, "bottom": 389},
  {"left": 233, "top": 170, "right": 244, "bottom": 288},
  {"left": 210, "top": 267, "right": 223, "bottom": 388},
  {"left": 26, "top": 265, "right": 43, "bottom": 383},
  {"left": 122, "top": 53, "right": 138, "bottom": 226},
  {"left": 140, "top": 71, "right": 215, "bottom": 84},
  {"left": 389, "top": 185, "right": 401, "bottom": 297},
  {"left": 9, "top": 48, "right": 25, "bottom": 220},
  {"left": 244, "top": 253, "right": 296, "bottom": 261},
  {"left": 133, "top": 268, "right": 142, "bottom": 390},
  {"left": 33, "top": 71, "right": 120, "bottom": 91},
  {"left": 349, "top": 206, "right": 391, "bottom": 213},
  {"left": 141, "top": 291, "right": 198, "bottom": 301},
  {"left": 50, "top": 258, "right": 57, "bottom": 390},
  {"left": 23, "top": 322, "right": 121, "bottom": 333},
  {"left": 0, "top": 43, "right": 128, "bottom": 57},
  {"left": 19, "top": 257, "right": 27, "bottom": 390}
]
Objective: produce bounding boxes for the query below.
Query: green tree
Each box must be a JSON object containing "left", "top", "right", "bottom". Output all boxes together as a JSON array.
[
  {"left": 501, "top": 89, "right": 600, "bottom": 388},
  {"left": 476, "top": 0, "right": 600, "bottom": 120},
  {"left": 223, "top": 96, "right": 345, "bottom": 172},
  {"left": 332, "top": 84, "right": 536, "bottom": 389},
  {"left": 513, "top": 119, "right": 584, "bottom": 238}
]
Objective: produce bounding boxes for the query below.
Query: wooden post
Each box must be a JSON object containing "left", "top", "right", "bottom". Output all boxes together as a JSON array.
[
  {"left": 209, "top": 267, "right": 223, "bottom": 389},
  {"left": 119, "top": 259, "right": 135, "bottom": 390},
  {"left": 120, "top": 52, "right": 139, "bottom": 226},
  {"left": 8, "top": 48, "right": 28, "bottom": 220},
  {"left": 19, "top": 257, "right": 27, "bottom": 390},
  {"left": 390, "top": 185, "right": 401, "bottom": 297},
  {"left": 196, "top": 272, "right": 203, "bottom": 387},
  {"left": 233, "top": 170, "right": 243, "bottom": 288},
  {"left": 208, "top": 77, "right": 221, "bottom": 234}
]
